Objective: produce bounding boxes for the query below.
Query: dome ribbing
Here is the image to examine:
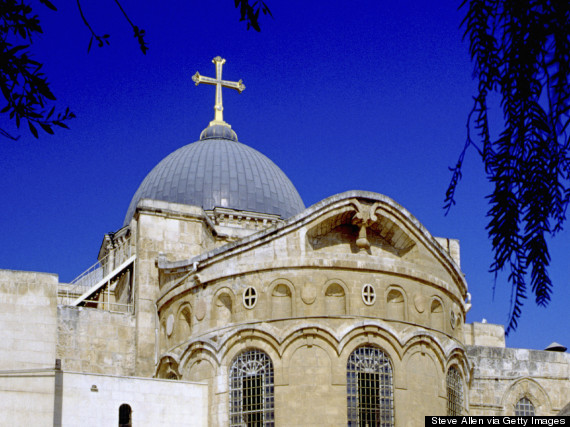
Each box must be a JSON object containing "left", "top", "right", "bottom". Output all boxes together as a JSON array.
[{"left": 124, "top": 137, "right": 304, "bottom": 225}]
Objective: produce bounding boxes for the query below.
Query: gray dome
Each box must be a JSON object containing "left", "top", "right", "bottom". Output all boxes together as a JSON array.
[{"left": 124, "top": 135, "right": 305, "bottom": 225}]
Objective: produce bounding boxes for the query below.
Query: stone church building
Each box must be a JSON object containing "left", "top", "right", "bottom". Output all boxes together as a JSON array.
[{"left": 1, "top": 58, "right": 568, "bottom": 426}]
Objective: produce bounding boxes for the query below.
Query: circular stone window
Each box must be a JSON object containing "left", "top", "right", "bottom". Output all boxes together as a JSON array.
[
  {"left": 361, "top": 284, "right": 376, "bottom": 306},
  {"left": 450, "top": 310, "right": 456, "bottom": 329},
  {"left": 243, "top": 286, "right": 258, "bottom": 309}
]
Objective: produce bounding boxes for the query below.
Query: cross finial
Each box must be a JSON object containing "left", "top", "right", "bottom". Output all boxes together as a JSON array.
[{"left": 192, "top": 56, "right": 245, "bottom": 128}]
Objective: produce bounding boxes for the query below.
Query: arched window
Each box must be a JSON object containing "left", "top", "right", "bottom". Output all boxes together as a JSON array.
[
  {"left": 118, "top": 403, "right": 132, "bottom": 427},
  {"left": 272, "top": 284, "right": 292, "bottom": 318},
  {"left": 347, "top": 346, "right": 394, "bottom": 426},
  {"left": 386, "top": 289, "right": 405, "bottom": 321},
  {"left": 515, "top": 397, "right": 535, "bottom": 416},
  {"left": 229, "top": 349, "right": 274, "bottom": 426},
  {"left": 325, "top": 283, "right": 346, "bottom": 315},
  {"left": 447, "top": 367, "right": 463, "bottom": 415},
  {"left": 214, "top": 292, "right": 232, "bottom": 327},
  {"left": 176, "top": 306, "right": 192, "bottom": 342},
  {"left": 430, "top": 299, "right": 444, "bottom": 331}
]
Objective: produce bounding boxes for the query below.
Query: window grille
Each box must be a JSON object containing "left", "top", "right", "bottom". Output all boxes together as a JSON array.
[
  {"left": 347, "top": 346, "right": 394, "bottom": 426},
  {"left": 446, "top": 367, "right": 463, "bottom": 416},
  {"left": 229, "top": 349, "right": 274, "bottom": 426},
  {"left": 515, "top": 397, "right": 535, "bottom": 416}
]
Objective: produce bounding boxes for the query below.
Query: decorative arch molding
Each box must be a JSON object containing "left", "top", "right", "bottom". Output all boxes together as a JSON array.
[
  {"left": 211, "top": 286, "right": 236, "bottom": 328},
  {"left": 218, "top": 328, "right": 282, "bottom": 363},
  {"left": 174, "top": 302, "right": 193, "bottom": 343},
  {"left": 401, "top": 344, "right": 444, "bottom": 388},
  {"left": 280, "top": 334, "right": 339, "bottom": 386},
  {"left": 401, "top": 336, "right": 448, "bottom": 374},
  {"left": 444, "top": 354, "right": 471, "bottom": 412},
  {"left": 501, "top": 377, "right": 552, "bottom": 416},
  {"left": 340, "top": 338, "right": 402, "bottom": 390},
  {"left": 322, "top": 279, "right": 349, "bottom": 315},
  {"left": 158, "top": 192, "right": 468, "bottom": 299},
  {"left": 156, "top": 355, "right": 181, "bottom": 379},
  {"left": 445, "top": 348, "right": 471, "bottom": 385},
  {"left": 178, "top": 340, "right": 222, "bottom": 371},
  {"left": 430, "top": 296, "right": 445, "bottom": 332},
  {"left": 385, "top": 285, "right": 407, "bottom": 322},
  {"left": 280, "top": 326, "right": 340, "bottom": 360},
  {"left": 305, "top": 199, "right": 417, "bottom": 256},
  {"left": 266, "top": 278, "right": 296, "bottom": 318},
  {"left": 338, "top": 324, "right": 403, "bottom": 362}
]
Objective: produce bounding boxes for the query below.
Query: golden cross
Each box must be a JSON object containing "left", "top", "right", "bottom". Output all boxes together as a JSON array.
[{"left": 192, "top": 56, "right": 245, "bottom": 126}]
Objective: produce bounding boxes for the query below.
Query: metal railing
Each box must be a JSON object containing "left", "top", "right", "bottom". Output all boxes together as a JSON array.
[{"left": 59, "top": 237, "right": 133, "bottom": 307}]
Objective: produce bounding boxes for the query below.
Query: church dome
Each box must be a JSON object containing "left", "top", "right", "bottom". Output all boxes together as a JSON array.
[{"left": 124, "top": 128, "right": 305, "bottom": 225}]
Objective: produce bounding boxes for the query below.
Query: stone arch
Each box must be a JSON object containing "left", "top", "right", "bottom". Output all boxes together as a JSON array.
[
  {"left": 219, "top": 328, "right": 282, "bottom": 369},
  {"left": 282, "top": 336, "right": 337, "bottom": 425},
  {"left": 159, "top": 318, "right": 168, "bottom": 353},
  {"left": 156, "top": 355, "right": 180, "bottom": 380},
  {"left": 344, "top": 342, "right": 396, "bottom": 425},
  {"left": 430, "top": 297, "right": 445, "bottom": 331},
  {"left": 228, "top": 348, "right": 275, "bottom": 426},
  {"left": 339, "top": 324, "right": 403, "bottom": 365},
  {"left": 281, "top": 328, "right": 340, "bottom": 384},
  {"left": 446, "top": 364, "right": 464, "bottom": 415},
  {"left": 339, "top": 329, "right": 403, "bottom": 390},
  {"left": 175, "top": 303, "right": 192, "bottom": 343},
  {"left": 180, "top": 348, "right": 219, "bottom": 425},
  {"left": 401, "top": 336, "right": 447, "bottom": 377},
  {"left": 501, "top": 377, "right": 552, "bottom": 415},
  {"left": 212, "top": 287, "right": 235, "bottom": 328},
  {"left": 269, "top": 279, "right": 295, "bottom": 318},
  {"left": 386, "top": 286, "right": 406, "bottom": 321},
  {"left": 323, "top": 279, "right": 348, "bottom": 315}
]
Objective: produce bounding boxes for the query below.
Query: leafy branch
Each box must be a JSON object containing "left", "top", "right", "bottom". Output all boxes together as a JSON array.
[
  {"left": 0, "top": 0, "right": 75, "bottom": 140},
  {"left": 234, "top": 0, "right": 273, "bottom": 32},
  {"left": 446, "top": 0, "right": 570, "bottom": 334},
  {"left": 76, "top": 0, "right": 147, "bottom": 54}
]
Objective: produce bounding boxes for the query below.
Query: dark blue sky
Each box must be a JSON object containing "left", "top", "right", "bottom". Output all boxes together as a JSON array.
[{"left": 1, "top": 0, "right": 568, "bottom": 350}]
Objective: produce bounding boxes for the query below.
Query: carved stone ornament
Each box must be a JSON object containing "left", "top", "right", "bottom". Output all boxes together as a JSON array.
[
  {"left": 414, "top": 294, "right": 425, "bottom": 313},
  {"left": 195, "top": 299, "right": 206, "bottom": 321},
  {"left": 351, "top": 201, "right": 380, "bottom": 252},
  {"left": 301, "top": 283, "right": 317, "bottom": 305},
  {"left": 166, "top": 314, "right": 174, "bottom": 337}
]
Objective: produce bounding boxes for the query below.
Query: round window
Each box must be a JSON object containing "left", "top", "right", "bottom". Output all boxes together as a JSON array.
[
  {"left": 361, "top": 284, "right": 376, "bottom": 305},
  {"left": 243, "top": 286, "right": 258, "bottom": 309}
]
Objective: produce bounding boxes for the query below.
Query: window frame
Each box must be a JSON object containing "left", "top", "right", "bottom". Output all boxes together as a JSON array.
[
  {"left": 347, "top": 345, "right": 394, "bottom": 426},
  {"left": 229, "top": 349, "right": 274, "bottom": 426},
  {"left": 446, "top": 366, "right": 463, "bottom": 416}
]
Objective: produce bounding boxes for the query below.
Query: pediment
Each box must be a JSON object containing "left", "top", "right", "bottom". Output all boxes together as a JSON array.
[{"left": 306, "top": 200, "right": 416, "bottom": 256}]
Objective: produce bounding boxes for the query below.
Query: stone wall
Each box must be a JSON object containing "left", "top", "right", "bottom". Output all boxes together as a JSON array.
[
  {"left": 57, "top": 306, "right": 136, "bottom": 375},
  {"left": 464, "top": 322, "right": 506, "bottom": 347},
  {"left": 0, "top": 270, "right": 58, "bottom": 369},
  {"left": 59, "top": 372, "right": 207, "bottom": 426},
  {"left": 467, "top": 346, "right": 570, "bottom": 416},
  {"left": 0, "top": 269, "right": 59, "bottom": 425}
]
